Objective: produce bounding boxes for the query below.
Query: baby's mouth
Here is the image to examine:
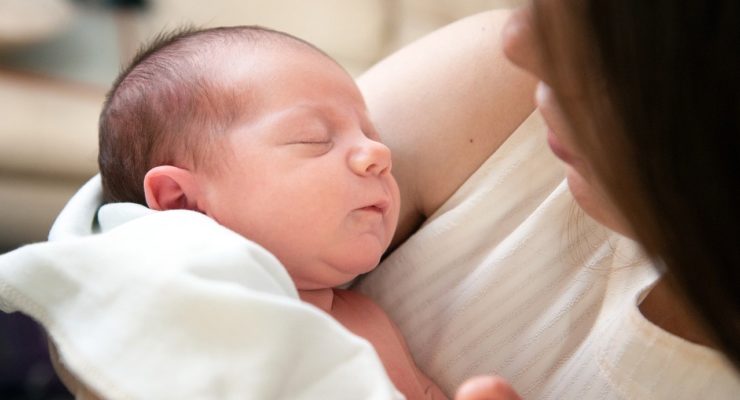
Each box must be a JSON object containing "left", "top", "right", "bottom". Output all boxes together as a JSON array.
[
  {"left": 359, "top": 199, "right": 389, "bottom": 215},
  {"left": 357, "top": 205, "right": 383, "bottom": 215}
]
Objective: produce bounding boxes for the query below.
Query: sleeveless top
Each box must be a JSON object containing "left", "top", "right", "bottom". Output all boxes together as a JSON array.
[{"left": 357, "top": 112, "right": 740, "bottom": 399}]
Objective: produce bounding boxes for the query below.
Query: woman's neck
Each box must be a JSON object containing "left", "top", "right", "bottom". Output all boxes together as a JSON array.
[{"left": 639, "top": 278, "right": 716, "bottom": 349}]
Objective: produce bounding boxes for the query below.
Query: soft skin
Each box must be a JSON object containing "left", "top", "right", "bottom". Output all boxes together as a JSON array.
[
  {"left": 53, "top": 13, "right": 540, "bottom": 400},
  {"left": 500, "top": 1, "right": 716, "bottom": 393},
  {"left": 501, "top": 3, "right": 629, "bottom": 237},
  {"left": 144, "top": 45, "right": 401, "bottom": 290}
]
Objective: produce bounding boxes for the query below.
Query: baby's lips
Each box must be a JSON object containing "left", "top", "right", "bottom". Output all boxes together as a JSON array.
[{"left": 357, "top": 197, "right": 390, "bottom": 215}]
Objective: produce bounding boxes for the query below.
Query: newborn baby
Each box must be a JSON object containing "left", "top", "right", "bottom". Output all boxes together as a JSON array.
[{"left": 97, "top": 25, "right": 446, "bottom": 399}]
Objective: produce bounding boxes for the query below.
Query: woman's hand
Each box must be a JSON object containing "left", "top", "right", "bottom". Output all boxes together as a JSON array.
[{"left": 455, "top": 376, "right": 522, "bottom": 400}]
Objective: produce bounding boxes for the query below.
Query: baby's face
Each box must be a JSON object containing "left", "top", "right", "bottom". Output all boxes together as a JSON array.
[{"left": 197, "top": 46, "right": 400, "bottom": 289}]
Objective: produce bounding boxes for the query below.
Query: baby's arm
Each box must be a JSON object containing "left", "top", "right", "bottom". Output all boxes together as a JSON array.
[
  {"left": 329, "top": 289, "right": 447, "bottom": 399},
  {"left": 378, "top": 304, "right": 447, "bottom": 400},
  {"left": 358, "top": 10, "right": 536, "bottom": 249}
]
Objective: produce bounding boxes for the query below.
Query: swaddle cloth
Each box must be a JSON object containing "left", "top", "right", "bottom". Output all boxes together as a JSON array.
[{"left": 0, "top": 176, "right": 402, "bottom": 400}]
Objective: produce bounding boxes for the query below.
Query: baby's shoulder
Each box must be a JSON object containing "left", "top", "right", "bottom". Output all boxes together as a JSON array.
[
  {"left": 330, "top": 288, "right": 396, "bottom": 327},
  {"left": 332, "top": 288, "right": 385, "bottom": 312}
]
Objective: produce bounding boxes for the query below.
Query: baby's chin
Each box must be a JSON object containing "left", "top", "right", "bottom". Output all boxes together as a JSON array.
[
  {"left": 339, "top": 252, "right": 383, "bottom": 275},
  {"left": 293, "top": 256, "right": 381, "bottom": 290},
  {"left": 294, "top": 275, "right": 358, "bottom": 291}
]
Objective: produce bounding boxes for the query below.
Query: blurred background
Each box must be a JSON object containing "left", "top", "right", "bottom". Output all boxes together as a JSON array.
[{"left": 0, "top": 0, "right": 519, "bottom": 398}]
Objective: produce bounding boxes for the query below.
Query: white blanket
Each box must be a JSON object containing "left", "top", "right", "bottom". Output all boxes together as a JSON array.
[{"left": 0, "top": 176, "right": 402, "bottom": 400}]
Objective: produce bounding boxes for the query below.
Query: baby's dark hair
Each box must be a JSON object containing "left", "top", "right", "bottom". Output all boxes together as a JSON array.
[{"left": 99, "top": 25, "right": 329, "bottom": 205}]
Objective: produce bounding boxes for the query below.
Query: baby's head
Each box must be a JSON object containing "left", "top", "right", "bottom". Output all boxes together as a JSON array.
[{"left": 99, "top": 26, "right": 400, "bottom": 289}]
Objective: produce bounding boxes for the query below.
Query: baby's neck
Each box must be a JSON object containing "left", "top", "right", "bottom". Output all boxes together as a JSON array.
[{"left": 298, "top": 288, "right": 335, "bottom": 312}]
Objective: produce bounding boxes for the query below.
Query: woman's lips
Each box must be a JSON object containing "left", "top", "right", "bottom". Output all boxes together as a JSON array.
[
  {"left": 537, "top": 82, "right": 576, "bottom": 164},
  {"left": 546, "top": 128, "right": 575, "bottom": 164}
]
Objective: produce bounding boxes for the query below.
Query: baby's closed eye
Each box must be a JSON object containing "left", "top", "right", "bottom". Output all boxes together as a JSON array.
[
  {"left": 284, "top": 132, "right": 334, "bottom": 156},
  {"left": 283, "top": 125, "right": 332, "bottom": 145},
  {"left": 291, "top": 138, "right": 332, "bottom": 145}
]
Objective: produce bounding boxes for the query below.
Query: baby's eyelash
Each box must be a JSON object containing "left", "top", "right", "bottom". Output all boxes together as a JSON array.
[{"left": 294, "top": 140, "right": 331, "bottom": 145}]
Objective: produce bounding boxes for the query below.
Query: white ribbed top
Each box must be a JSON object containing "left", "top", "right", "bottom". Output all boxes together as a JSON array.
[{"left": 356, "top": 112, "right": 740, "bottom": 399}]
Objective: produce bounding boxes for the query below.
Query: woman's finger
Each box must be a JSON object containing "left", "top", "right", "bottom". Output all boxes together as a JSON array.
[{"left": 455, "top": 375, "right": 522, "bottom": 400}]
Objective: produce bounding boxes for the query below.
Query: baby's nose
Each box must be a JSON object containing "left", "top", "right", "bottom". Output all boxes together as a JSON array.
[{"left": 349, "top": 138, "right": 392, "bottom": 176}]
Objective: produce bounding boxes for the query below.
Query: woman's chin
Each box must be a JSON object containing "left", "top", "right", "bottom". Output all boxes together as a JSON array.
[{"left": 565, "top": 167, "right": 633, "bottom": 238}]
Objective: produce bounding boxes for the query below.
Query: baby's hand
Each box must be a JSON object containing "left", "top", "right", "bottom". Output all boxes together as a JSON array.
[{"left": 455, "top": 376, "right": 521, "bottom": 400}]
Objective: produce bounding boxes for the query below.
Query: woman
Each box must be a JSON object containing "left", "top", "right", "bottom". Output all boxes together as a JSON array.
[
  {"left": 357, "top": 1, "right": 738, "bottom": 398},
  {"left": 2, "top": 3, "right": 736, "bottom": 399},
  {"left": 503, "top": 0, "right": 740, "bottom": 373}
]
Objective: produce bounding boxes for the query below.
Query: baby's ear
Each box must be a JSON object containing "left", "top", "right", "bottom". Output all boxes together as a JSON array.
[{"left": 143, "top": 166, "right": 202, "bottom": 211}]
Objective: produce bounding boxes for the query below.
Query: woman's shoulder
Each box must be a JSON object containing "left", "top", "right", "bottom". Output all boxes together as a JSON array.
[
  {"left": 358, "top": 10, "right": 537, "bottom": 248},
  {"left": 592, "top": 276, "right": 740, "bottom": 399}
]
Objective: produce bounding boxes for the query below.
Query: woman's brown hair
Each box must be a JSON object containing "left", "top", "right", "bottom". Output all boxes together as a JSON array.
[{"left": 534, "top": 0, "right": 739, "bottom": 366}]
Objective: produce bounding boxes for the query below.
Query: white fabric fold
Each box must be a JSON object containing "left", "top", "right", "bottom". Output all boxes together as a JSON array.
[{"left": 0, "top": 175, "right": 401, "bottom": 400}]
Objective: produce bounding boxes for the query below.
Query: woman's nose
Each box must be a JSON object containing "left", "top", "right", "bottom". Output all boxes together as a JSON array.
[
  {"left": 349, "top": 137, "right": 392, "bottom": 177},
  {"left": 502, "top": 4, "right": 545, "bottom": 80}
]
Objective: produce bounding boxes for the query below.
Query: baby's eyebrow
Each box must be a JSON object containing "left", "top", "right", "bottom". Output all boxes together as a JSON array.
[
  {"left": 271, "top": 105, "right": 324, "bottom": 125},
  {"left": 260, "top": 107, "right": 331, "bottom": 140},
  {"left": 247, "top": 106, "right": 312, "bottom": 132},
  {"left": 285, "top": 109, "right": 328, "bottom": 128},
  {"left": 263, "top": 103, "right": 367, "bottom": 141}
]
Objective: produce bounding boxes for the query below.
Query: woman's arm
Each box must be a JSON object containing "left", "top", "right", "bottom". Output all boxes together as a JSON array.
[{"left": 358, "top": 10, "right": 536, "bottom": 248}]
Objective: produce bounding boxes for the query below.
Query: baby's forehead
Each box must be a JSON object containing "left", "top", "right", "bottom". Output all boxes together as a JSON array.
[
  {"left": 201, "top": 42, "right": 321, "bottom": 95},
  {"left": 207, "top": 34, "right": 330, "bottom": 69},
  {"left": 208, "top": 45, "right": 354, "bottom": 105}
]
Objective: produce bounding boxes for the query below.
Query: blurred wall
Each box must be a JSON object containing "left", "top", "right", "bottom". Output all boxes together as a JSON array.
[{"left": 0, "top": 0, "right": 521, "bottom": 250}]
